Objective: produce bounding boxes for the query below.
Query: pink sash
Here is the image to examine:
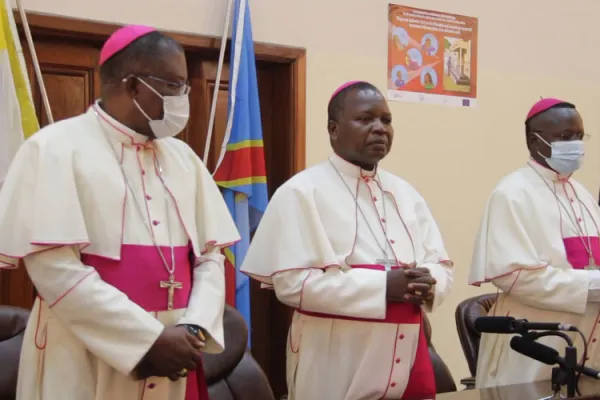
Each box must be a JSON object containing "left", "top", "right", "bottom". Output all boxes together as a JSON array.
[
  {"left": 81, "top": 244, "right": 193, "bottom": 311},
  {"left": 184, "top": 364, "right": 209, "bottom": 400},
  {"left": 563, "top": 237, "right": 600, "bottom": 269}
]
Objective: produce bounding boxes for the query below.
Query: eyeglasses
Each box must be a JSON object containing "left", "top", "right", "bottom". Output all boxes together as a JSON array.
[
  {"left": 534, "top": 131, "right": 591, "bottom": 142},
  {"left": 124, "top": 74, "right": 191, "bottom": 96},
  {"left": 144, "top": 75, "right": 191, "bottom": 96}
]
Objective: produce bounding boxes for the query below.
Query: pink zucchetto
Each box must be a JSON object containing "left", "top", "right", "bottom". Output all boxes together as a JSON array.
[
  {"left": 99, "top": 25, "right": 157, "bottom": 66},
  {"left": 525, "top": 97, "right": 570, "bottom": 122},
  {"left": 329, "top": 81, "right": 367, "bottom": 103}
]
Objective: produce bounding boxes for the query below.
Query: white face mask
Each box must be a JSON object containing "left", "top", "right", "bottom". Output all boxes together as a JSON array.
[
  {"left": 133, "top": 77, "right": 190, "bottom": 139},
  {"left": 535, "top": 133, "right": 584, "bottom": 175}
]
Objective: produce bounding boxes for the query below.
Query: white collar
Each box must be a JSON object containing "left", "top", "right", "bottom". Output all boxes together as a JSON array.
[
  {"left": 527, "top": 158, "right": 571, "bottom": 183},
  {"left": 329, "top": 153, "right": 378, "bottom": 180},
  {"left": 91, "top": 101, "right": 152, "bottom": 147}
]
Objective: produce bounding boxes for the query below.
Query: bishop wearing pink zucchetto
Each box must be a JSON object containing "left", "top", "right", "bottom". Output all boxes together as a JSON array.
[
  {"left": 0, "top": 25, "right": 240, "bottom": 400},
  {"left": 469, "top": 98, "right": 600, "bottom": 388},
  {"left": 241, "top": 80, "right": 453, "bottom": 399}
]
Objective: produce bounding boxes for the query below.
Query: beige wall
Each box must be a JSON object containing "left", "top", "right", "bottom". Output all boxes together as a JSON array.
[{"left": 13, "top": 0, "right": 600, "bottom": 386}]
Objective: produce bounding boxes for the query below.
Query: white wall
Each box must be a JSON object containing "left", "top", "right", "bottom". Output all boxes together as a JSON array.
[{"left": 13, "top": 0, "right": 600, "bottom": 385}]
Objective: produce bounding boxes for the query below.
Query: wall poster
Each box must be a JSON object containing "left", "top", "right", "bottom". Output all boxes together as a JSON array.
[{"left": 388, "top": 4, "right": 478, "bottom": 107}]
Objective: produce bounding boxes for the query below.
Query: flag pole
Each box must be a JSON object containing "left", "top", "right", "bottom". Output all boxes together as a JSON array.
[
  {"left": 15, "top": 0, "right": 53, "bottom": 124},
  {"left": 203, "top": 0, "right": 234, "bottom": 166},
  {"left": 213, "top": 0, "right": 246, "bottom": 174}
]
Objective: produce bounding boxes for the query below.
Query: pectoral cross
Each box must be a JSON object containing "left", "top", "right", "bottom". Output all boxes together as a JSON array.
[
  {"left": 160, "top": 274, "right": 183, "bottom": 310},
  {"left": 376, "top": 258, "right": 397, "bottom": 271}
]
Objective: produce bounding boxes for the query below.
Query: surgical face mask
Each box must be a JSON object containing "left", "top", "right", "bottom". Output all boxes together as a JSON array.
[
  {"left": 132, "top": 77, "right": 190, "bottom": 139},
  {"left": 535, "top": 133, "right": 584, "bottom": 175}
]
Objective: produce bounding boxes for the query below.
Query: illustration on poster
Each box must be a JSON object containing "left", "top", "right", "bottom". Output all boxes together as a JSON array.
[
  {"left": 421, "top": 34, "right": 438, "bottom": 56},
  {"left": 421, "top": 67, "right": 437, "bottom": 90}
]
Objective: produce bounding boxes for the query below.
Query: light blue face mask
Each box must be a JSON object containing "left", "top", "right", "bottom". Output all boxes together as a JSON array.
[{"left": 535, "top": 133, "right": 584, "bottom": 175}]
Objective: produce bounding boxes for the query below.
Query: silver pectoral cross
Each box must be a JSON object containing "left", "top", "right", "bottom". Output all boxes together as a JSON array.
[
  {"left": 376, "top": 258, "right": 397, "bottom": 271},
  {"left": 160, "top": 274, "right": 183, "bottom": 310}
]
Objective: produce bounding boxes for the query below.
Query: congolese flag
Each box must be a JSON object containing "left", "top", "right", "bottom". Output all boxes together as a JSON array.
[
  {"left": 213, "top": 0, "right": 268, "bottom": 347},
  {"left": 0, "top": 0, "right": 38, "bottom": 189}
]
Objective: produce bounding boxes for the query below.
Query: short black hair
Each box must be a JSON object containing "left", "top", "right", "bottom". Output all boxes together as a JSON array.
[
  {"left": 327, "top": 81, "right": 381, "bottom": 121},
  {"left": 525, "top": 102, "right": 576, "bottom": 134},
  {"left": 99, "top": 31, "right": 184, "bottom": 85}
]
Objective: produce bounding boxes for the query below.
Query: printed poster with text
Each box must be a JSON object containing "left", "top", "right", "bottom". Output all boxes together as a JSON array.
[{"left": 388, "top": 4, "right": 478, "bottom": 107}]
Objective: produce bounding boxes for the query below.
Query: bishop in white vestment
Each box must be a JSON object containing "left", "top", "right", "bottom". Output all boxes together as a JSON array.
[
  {"left": 469, "top": 98, "right": 600, "bottom": 388},
  {"left": 241, "top": 81, "right": 453, "bottom": 400},
  {"left": 0, "top": 25, "right": 240, "bottom": 400}
]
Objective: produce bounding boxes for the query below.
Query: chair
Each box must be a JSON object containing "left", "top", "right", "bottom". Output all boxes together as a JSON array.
[
  {"left": 0, "top": 305, "right": 274, "bottom": 400},
  {"left": 423, "top": 314, "right": 457, "bottom": 394},
  {"left": 454, "top": 293, "right": 497, "bottom": 389},
  {"left": 204, "top": 306, "right": 275, "bottom": 399},
  {"left": 0, "top": 306, "right": 29, "bottom": 400}
]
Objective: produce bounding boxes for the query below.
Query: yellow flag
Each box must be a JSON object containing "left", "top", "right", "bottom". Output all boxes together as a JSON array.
[{"left": 0, "top": 0, "right": 39, "bottom": 185}]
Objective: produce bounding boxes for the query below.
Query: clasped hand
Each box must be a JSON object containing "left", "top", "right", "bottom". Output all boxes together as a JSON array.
[
  {"left": 134, "top": 325, "right": 205, "bottom": 381},
  {"left": 386, "top": 267, "right": 436, "bottom": 304}
]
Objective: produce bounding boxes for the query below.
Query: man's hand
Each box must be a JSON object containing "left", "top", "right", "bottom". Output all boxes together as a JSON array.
[
  {"left": 405, "top": 268, "right": 436, "bottom": 304},
  {"left": 386, "top": 268, "right": 436, "bottom": 304},
  {"left": 134, "top": 361, "right": 160, "bottom": 381},
  {"left": 135, "top": 326, "right": 204, "bottom": 381},
  {"left": 386, "top": 269, "right": 411, "bottom": 302}
]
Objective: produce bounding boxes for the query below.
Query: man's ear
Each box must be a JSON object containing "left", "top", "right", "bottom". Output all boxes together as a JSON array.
[
  {"left": 328, "top": 120, "right": 338, "bottom": 142},
  {"left": 525, "top": 130, "right": 535, "bottom": 152},
  {"left": 123, "top": 76, "right": 140, "bottom": 99}
]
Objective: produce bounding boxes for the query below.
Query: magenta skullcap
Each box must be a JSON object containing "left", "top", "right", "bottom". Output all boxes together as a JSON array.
[
  {"left": 526, "top": 97, "right": 570, "bottom": 122},
  {"left": 99, "top": 25, "right": 156, "bottom": 66},
  {"left": 329, "top": 81, "right": 368, "bottom": 103}
]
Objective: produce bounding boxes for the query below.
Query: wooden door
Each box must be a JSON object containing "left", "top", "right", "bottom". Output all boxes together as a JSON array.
[
  {"left": 182, "top": 58, "right": 230, "bottom": 172},
  {"left": 26, "top": 38, "right": 101, "bottom": 124}
]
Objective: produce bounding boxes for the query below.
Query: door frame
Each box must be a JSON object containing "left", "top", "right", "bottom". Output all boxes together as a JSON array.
[{"left": 12, "top": 11, "right": 305, "bottom": 397}]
